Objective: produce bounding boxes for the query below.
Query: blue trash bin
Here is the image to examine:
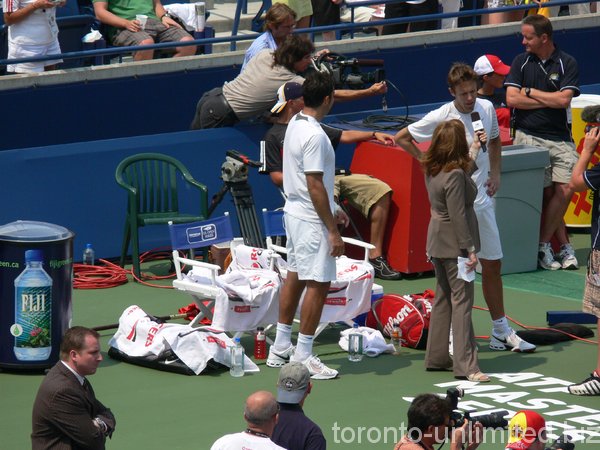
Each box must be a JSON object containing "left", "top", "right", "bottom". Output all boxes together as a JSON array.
[{"left": 0, "top": 221, "right": 74, "bottom": 370}]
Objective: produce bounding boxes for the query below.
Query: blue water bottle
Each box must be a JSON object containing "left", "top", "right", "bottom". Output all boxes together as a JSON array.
[{"left": 13, "top": 249, "right": 53, "bottom": 361}]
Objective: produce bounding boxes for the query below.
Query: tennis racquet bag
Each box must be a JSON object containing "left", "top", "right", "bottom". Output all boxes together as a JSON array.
[{"left": 365, "top": 290, "right": 435, "bottom": 349}]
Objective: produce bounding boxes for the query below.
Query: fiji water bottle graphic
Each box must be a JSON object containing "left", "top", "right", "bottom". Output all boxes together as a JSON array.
[{"left": 12, "top": 249, "right": 52, "bottom": 361}]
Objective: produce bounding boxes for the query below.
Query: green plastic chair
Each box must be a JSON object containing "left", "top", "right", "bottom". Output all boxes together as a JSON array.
[{"left": 115, "top": 153, "right": 208, "bottom": 280}]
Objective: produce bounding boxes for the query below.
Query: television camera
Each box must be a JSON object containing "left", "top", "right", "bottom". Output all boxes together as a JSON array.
[{"left": 310, "top": 52, "right": 386, "bottom": 90}]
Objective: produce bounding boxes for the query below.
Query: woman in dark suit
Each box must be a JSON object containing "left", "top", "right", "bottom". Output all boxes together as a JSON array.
[{"left": 422, "top": 119, "right": 489, "bottom": 382}]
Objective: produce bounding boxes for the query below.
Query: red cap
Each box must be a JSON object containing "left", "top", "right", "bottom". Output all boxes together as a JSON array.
[
  {"left": 506, "top": 410, "right": 547, "bottom": 450},
  {"left": 474, "top": 54, "right": 511, "bottom": 76}
]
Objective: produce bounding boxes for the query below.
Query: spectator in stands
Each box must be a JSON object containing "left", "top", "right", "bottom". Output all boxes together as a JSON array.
[
  {"left": 566, "top": 125, "right": 600, "bottom": 396},
  {"left": 271, "top": 362, "right": 326, "bottom": 449},
  {"left": 92, "top": 0, "right": 196, "bottom": 61},
  {"left": 263, "top": 81, "right": 401, "bottom": 280},
  {"left": 3, "top": 0, "right": 64, "bottom": 73},
  {"left": 395, "top": 63, "right": 536, "bottom": 354},
  {"left": 210, "top": 391, "right": 284, "bottom": 450},
  {"left": 311, "top": 0, "right": 342, "bottom": 41},
  {"left": 394, "top": 393, "right": 482, "bottom": 450},
  {"left": 190, "top": 34, "right": 386, "bottom": 129},
  {"left": 421, "top": 119, "right": 489, "bottom": 382},
  {"left": 382, "top": 0, "right": 437, "bottom": 35},
  {"left": 266, "top": 71, "right": 342, "bottom": 380},
  {"left": 242, "top": 3, "right": 296, "bottom": 70},
  {"left": 505, "top": 14, "right": 580, "bottom": 271},
  {"left": 277, "top": 0, "right": 312, "bottom": 30},
  {"left": 481, "top": 0, "right": 525, "bottom": 26},
  {"left": 474, "top": 54, "right": 511, "bottom": 128}
]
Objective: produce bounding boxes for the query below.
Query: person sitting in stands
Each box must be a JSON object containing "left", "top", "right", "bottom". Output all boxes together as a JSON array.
[
  {"left": 242, "top": 3, "right": 296, "bottom": 70},
  {"left": 190, "top": 34, "right": 386, "bottom": 130},
  {"left": 474, "top": 54, "right": 511, "bottom": 129},
  {"left": 3, "top": 0, "right": 64, "bottom": 73},
  {"left": 263, "top": 81, "right": 401, "bottom": 280},
  {"left": 93, "top": 0, "right": 196, "bottom": 61}
]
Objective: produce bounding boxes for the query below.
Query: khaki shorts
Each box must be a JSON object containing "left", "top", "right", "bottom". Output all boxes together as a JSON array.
[
  {"left": 284, "top": 213, "right": 336, "bottom": 282},
  {"left": 334, "top": 174, "right": 392, "bottom": 218},
  {"left": 514, "top": 130, "right": 578, "bottom": 188},
  {"left": 583, "top": 249, "right": 600, "bottom": 318},
  {"left": 112, "top": 18, "right": 191, "bottom": 47}
]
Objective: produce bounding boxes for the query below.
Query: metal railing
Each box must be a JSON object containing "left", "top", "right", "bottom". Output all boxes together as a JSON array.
[{"left": 0, "top": 0, "right": 592, "bottom": 70}]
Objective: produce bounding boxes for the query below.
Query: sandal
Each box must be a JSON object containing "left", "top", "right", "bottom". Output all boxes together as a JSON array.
[{"left": 467, "top": 371, "right": 490, "bottom": 382}]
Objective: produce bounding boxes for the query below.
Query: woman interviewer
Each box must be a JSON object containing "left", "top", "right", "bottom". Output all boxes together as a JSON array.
[{"left": 422, "top": 119, "right": 489, "bottom": 383}]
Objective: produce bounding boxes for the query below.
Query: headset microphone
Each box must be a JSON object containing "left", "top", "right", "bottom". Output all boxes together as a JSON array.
[{"left": 471, "top": 112, "right": 487, "bottom": 153}]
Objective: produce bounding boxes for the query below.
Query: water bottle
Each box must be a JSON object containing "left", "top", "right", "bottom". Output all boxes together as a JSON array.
[
  {"left": 348, "top": 323, "right": 363, "bottom": 362},
  {"left": 230, "top": 337, "right": 245, "bottom": 377},
  {"left": 391, "top": 323, "right": 401, "bottom": 356},
  {"left": 254, "top": 327, "right": 266, "bottom": 360},
  {"left": 82, "top": 243, "right": 95, "bottom": 265},
  {"left": 13, "top": 249, "right": 53, "bottom": 361}
]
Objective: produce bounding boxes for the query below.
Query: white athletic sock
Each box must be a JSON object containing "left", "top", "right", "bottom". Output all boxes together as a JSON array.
[
  {"left": 273, "top": 322, "right": 293, "bottom": 351},
  {"left": 493, "top": 317, "right": 510, "bottom": 336},
  {"left": 292, "top": 333, "right": 314, "bottom": 362}
]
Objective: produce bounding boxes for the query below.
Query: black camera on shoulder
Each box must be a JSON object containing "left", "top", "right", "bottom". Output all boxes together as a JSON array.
[
  {"left": 546, "top": 434, "right": 575, "bottom": 450},
  {"left": 445, "top": 388, "right": 508, "bottom": 430},
  {"left": 310, "top": 52, "right": 386, "bottom": 90}
]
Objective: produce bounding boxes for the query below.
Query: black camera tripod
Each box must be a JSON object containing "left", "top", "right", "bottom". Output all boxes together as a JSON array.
[{"left": 207, "top": 150, "right": 264, "bottom": 248}]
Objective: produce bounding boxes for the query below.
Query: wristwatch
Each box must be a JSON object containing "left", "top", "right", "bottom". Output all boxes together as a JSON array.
[{"left": 525, "top": 87, "right": 531, "bottom": 98}]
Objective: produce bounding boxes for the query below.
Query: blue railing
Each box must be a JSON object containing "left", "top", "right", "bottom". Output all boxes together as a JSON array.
[{"left": 0, "top": 0, "right": 590, "bottom": 69}]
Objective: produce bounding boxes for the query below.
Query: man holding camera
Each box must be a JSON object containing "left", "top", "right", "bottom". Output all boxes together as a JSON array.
[
  {"left": 394, "top": 393, "right": 482, "bottom": 450},
  {"left": 190, "top": 34, "right": 386, "bottom": 129},
  {"left": 505, "top": 410, "right": 573, "bottom": 450}
]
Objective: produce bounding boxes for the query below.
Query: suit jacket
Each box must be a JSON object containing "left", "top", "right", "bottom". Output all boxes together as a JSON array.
[
  {"left": 31, "top": 362, "right": 116, "bottom": 450},
  {"left": 425, "top": 168, "right": 480, "bottom": 259}
]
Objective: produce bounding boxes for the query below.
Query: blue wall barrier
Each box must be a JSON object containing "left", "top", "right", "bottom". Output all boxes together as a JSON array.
[{"left": 1, "top": 23, "right": 598, "bottom": 151}]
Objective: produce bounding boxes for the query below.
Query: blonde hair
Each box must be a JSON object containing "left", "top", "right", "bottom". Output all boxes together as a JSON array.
[{"left": 421, "top": 120, "right": 472, "bottom": 177}]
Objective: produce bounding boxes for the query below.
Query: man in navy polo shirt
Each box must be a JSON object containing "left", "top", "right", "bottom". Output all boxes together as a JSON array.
[
  {"left": 567, "top": 125, "right": 600, "bottom": 396},
  {"left": 505, "top": 14, "right": 580, "bottom": 272},
  {"left": 271, "top": 362, "right": 326, "bottom": 449}
]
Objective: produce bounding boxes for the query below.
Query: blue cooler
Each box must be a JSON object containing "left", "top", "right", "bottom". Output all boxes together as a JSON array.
[{"left": 353, "top": 283, "right": 384, "bottom": 326}]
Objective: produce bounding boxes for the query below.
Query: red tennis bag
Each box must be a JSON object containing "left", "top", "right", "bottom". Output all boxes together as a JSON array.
[{"left": 365, "top": 290, "right": 435, "bottom": 350}]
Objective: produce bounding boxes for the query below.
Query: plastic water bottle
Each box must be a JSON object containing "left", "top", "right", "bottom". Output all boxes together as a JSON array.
[
  {"left": 254, "top": 327, "right": 266, "bottom": 360},
  {"left": 348, "top": 323, "right": 363, "bottom": 362},
  {"left": 12, "top": 249, "right": 53, "bottom": 361},
  {"left": 391, "top": 323, "right": 401, "bottom": 356},
  {"left": 82, "top": 243, "right": 95, "bottom": 265},
  {"left": 230, "top": 337, "right": 245, "bottom": 377}
]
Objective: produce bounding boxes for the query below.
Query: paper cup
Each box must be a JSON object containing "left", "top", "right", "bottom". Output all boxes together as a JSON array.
[
  {"left": 136, "top": 14, "right": 148, "bottom": 30},
  {"left": 194, "top": 2, "right": 206, "bottom": 31}
]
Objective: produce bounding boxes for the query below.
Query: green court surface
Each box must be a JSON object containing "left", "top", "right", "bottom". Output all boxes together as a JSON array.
[{"left": 1, "top": 234, "right": 598, "bottom": 450}]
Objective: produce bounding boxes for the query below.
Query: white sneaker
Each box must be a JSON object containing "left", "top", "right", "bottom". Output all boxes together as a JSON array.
[
  {"left": 538, "top": 243, "right": 561, "bottom": 270},
  {"left": 557, "top": 244, "right": 579, "bottom": 270},
  {"left": 266, "top": 344, "right": 295, "bottom": 368},
  {"left": 568, "top": 372, "right": 600, "bottom": 396},
  {"left": 490, "top": 329, "right": 536, "bottom": 353},
  {"left": 300, "top": 355, "right": 338, "bottom": 380}
]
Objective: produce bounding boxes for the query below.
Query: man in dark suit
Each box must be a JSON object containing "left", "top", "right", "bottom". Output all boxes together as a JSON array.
[{"left": 32, "top": 326, "right": 116, "bottom": 450}]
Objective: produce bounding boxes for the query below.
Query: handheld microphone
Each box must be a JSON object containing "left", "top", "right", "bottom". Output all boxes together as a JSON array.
[{"left": 470, "top": 112, "right": 487, "bottom": 153}]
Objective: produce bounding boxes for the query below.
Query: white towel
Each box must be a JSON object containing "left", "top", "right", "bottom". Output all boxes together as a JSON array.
[{"left": 338, "top": 326, "right": 394, "bottom": 357}]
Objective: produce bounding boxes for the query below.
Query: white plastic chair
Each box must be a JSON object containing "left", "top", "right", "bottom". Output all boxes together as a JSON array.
[
  {"left": 261, "top": 208, "right": 379, "bottom": 337},
  {"left": 169, "top": 213, "right": 280, "bottom": 339}
]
